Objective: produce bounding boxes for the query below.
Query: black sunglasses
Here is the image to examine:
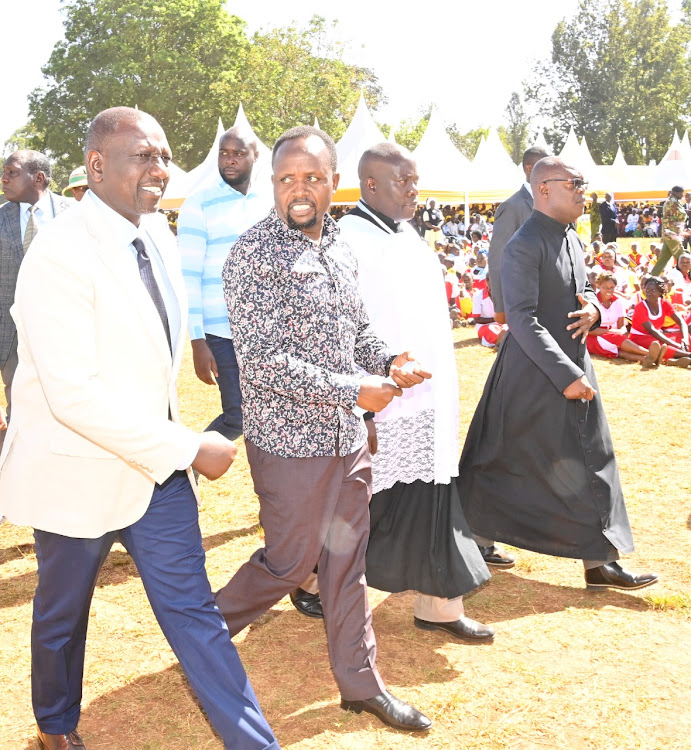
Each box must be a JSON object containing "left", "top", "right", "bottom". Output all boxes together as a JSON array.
[{"left": 541, "top": 178, "right": 589, "bottom": 191}]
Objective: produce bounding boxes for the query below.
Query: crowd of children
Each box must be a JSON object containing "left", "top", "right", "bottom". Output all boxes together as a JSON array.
[{"left": 434, "top": 212, "right": 690, "bottom": 369}]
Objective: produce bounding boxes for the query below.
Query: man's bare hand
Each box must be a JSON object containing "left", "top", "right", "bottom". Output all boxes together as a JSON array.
[
  {"left": 566, "top": 293, "right": 600, "bottom": 343},
  {"left": 389, "top": 351, "right": 432, "bottom": 389},
  {"left": 494, "top": 311, "right": 507, "bottom": 325},
  {"left": 563, "top": 375, "right": 597, "bottom": 401},
  {"left": 365, "top": 419, "right": 378, "bottom": 455},
  {"left": 357, "top": 376, "right": 402, "bottom": 412},
  {"left": 191, "top": 338, "right": 218, "bottom": 385},
  {"left": 192, "top": 431, "right": 237, "bottom": 480}
]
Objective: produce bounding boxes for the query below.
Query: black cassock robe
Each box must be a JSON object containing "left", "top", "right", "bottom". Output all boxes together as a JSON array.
[{"left": 457, "top": 210, "right": 634, "bottom": 560}]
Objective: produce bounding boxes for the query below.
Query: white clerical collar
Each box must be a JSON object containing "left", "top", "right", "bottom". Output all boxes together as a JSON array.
[{"left": 523, "top": 182, "right": 533, "bottom": 197}]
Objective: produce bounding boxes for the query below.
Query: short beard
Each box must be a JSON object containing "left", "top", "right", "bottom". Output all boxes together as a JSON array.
[
  {"left": 286, "top": 213, "right": 318, "bottom": 231},
  {"left": 220, "top": 170, "right": 250, "bottom": 189}
]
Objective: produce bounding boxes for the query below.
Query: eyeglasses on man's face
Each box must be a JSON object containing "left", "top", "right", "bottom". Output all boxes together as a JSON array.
[{"left": 541, "top": 177, "right": 589, "bottom": 191}]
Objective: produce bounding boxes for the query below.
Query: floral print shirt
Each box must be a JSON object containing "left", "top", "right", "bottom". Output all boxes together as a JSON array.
[{"left": 222, "top": 208, "right": 393, "bottom": 458}]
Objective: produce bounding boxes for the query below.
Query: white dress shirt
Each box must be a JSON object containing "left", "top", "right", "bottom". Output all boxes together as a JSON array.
[{"left": 19, "top": 192, "right": 57, "bottom": 241}]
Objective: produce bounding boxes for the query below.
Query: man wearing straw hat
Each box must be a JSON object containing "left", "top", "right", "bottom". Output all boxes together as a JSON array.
[{"left": 62, "top": 166, "right": 89, "bottom": 201}]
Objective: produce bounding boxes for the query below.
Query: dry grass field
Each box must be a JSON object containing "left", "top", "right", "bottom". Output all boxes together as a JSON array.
[{"left": 1, "top": 316, "right": 690, "bottom": 749}]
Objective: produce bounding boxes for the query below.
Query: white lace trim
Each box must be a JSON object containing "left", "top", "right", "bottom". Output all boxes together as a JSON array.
[{"left": 371, "top": 410, "right": 459, "bottom": 494}]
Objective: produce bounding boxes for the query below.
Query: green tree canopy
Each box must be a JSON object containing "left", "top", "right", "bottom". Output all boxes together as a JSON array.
[
  {"left": 27, "top": 3, "right": 383, "bottom": 172},
  {"left": 223, "top": 16, "right": 384, "bottom": 144},
  {"left": 30, "top": 0, "right": 249, "bottom": 170},
  {"left": 525, "top": 0, "right": 691, "bottom": 165}
]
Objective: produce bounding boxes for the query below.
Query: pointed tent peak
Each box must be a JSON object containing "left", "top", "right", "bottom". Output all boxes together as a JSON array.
[
  {"left": 386, "top": 123, "right": 398, "bottom": 145},
  {"left": 484, "top": 127, "right": 515, "bottom": 163},
  {"left": 531, "top": 130, "right": 550, "bottom": 152},
  {"left": 559, "top": 126, "right": 580, "bottom": 154},
  {"left": 414, "top": 107, "right": 470, "bottom": 166},
  {"left": 663, "top": 128, "right": 685, "bottom": 162},
  {"left": 612, "top": 146, "right": 627, "bottom": 167},
  {"left": 134, "top": 104, "right": 139, "bottom": 111},
  {"left": 681, "top": 129, "right": 691, "bottom": 155},
  {"left": 473, "top": 134, "right": 487, "bottom": 161},
  {"left": 313, "top": 116, "right": 320, "bottom": 130},
  {"left": 230, "top": 105, "right": 270, "bottom": 159},
  {"left": 335, "top": 91, "right": 385, "bottom": 162},
  {"left": 578, "top": 135, "right": 598, "bottom": 169}
]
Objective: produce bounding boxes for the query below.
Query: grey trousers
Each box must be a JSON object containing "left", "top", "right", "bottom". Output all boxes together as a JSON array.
[
  {"left": 0, "top": 342, "right": 18, "bottom": 451},
  {"left": 215, "top": 440, "right": 385, "bottom": 701}
]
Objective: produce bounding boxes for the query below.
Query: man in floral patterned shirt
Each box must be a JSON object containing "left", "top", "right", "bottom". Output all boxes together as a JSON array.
[{"left": 216, "top": 126, "right": 433, "bottom": 733}]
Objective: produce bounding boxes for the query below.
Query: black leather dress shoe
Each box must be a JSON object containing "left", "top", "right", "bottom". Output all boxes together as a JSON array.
[
  {"left": 414, "top": 615, "right": 495, "bottom": 641},
  {"left": 37, "top": 727, "right": 86, "bottom": 749},
  {"left": 585, "top": 562, "right": 658, "bottom": 591},
  {"left": 289, "top": 587, "right": 324, "bottom": 619},
  {"left": 477, "top": 544, "right": 515, "bottom": 568},
  {"left": 341, "top": 690, "right": 432, "bottom": 731}
]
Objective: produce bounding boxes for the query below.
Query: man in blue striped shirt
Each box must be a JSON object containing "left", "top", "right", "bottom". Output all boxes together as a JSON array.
[{"left": 178, "top": 127, "right": 272, "bottom": 439}]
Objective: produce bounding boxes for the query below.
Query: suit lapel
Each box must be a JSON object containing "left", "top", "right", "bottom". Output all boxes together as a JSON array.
[
  {"left": 143, "top": 215, "right": 187, "bottom": 370},
  {"left": 3, "top": 202, "right": 24, "bottom": 263},
  {"left": 81, "top": 199, "right": 173, "bottom": 369}
]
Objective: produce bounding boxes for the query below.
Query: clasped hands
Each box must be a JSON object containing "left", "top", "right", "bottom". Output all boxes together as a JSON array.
[{"left": 357, "top": 351, "right": 432, "bottom": 412}]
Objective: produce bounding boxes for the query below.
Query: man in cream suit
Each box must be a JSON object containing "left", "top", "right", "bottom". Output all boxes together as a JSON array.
[
  {"left": 0, "top": 150, "right": 72, "bottom": 448},
  {"left": 0, "top": 108, "right": 278, "bottom": 750}
]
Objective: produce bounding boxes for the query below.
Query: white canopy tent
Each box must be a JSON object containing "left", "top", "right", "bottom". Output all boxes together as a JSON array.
[{"left": 333, "top": 92, "right": 386, "bottom": 202}]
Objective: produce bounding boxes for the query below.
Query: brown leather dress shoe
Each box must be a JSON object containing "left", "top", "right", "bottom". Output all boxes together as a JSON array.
[
  {"left": 477, "top": 544, "right": 515, "bottom": 569},
  {"left": 585, "top": 562, "right": 658, "bottom": 591},
  {"left": 37, "top": 726, "right": 86, "bottom": 749},
  {"left": 414, "top": 615, "right": 495, "bottom": 641},
  {"left": 341, "top": 690, "right": 432, "bottom": 731}
]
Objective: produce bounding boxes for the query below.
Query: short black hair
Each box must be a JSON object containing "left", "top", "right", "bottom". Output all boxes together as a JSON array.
[
  {"left": 522, "top": 146, "right": 550, "bottom": 167},
  {"left": 272, "top": 126, "right": 337, "bottom": 172},
  {"left": 644, "top": 275, "right": 666, "bottom": 293},
  {"left": 10, "top": 150, "right": 52, "bottom": 181},
  {"left": 84, "top": 106, "right": 157, "bottom": 155}
]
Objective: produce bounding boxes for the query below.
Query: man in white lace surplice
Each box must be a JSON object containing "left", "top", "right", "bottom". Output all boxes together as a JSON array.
[{"left": 296, "top": 144, "right": 493, "bottom": 642}]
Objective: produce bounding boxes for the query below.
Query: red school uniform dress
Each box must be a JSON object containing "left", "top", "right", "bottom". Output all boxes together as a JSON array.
[
  {"left": 586, "top": 292, "right": 628, "bottom": 358},
  {"left": 629, "top": 298, "right": 682, "bottom": 360}
]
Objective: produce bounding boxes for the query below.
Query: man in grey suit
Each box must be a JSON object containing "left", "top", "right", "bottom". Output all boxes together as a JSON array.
[
  {"left": 0, "top": 150, "right": 72, "bottom": 445},
  {"left": 488, "top": 146, "right": 549, "bottom": 327},
  {"left": 479, "top": 146, "right": 549, "bottom": 569}
]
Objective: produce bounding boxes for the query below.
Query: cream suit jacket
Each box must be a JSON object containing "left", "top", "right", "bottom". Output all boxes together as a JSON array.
[{"left": 0, "top": 194, "right": 199, "bottom": 538}]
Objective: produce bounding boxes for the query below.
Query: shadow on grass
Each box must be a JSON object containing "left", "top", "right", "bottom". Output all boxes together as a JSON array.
[
  {"left": 0, "top": 524, "right": 261, "bottom": 611},
  {"left": 16, "top": 598, "right": 456, "bottom": 748},
  {"left": 0, "top": 541, "right": 34, "bottom": 566},
  {"left": 454, "top": 337, "right": 481, "bottom": 350},
  {"left": 465, "top": 568, "right": 652, "bottom": 623}
]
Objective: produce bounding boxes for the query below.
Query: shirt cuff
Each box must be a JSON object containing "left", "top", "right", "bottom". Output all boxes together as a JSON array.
[{"left": 177, "top": 432, "right": 202, "bottom": 471}]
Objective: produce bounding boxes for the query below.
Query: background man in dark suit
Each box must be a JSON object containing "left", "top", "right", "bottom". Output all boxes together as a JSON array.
[
  {"left": 0, "top": 150, "right": 72, "bottom": 446},
  {"left": 488, "top": 146, "right": 550, "bottom": 325},
  {"left": 600, "top": 192, "right": 619, "bottom": 243},
  {"left": 481, "top": 145, "right": 548, "bottom": 569}
]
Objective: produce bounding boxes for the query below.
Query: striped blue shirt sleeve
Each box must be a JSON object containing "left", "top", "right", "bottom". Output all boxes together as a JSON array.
[{"left": 177, "top": 193, "right": 208, "bottom": 340}]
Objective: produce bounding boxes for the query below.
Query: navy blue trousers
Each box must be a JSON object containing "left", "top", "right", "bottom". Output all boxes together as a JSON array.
[
  {"left": 205, "top": 334, "right": 243, "bottom": 441},
  {"left": 31, "top": 471, "right": 279, "bottom": 749}
]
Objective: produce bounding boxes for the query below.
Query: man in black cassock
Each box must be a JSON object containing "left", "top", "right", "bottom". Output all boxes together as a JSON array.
[{"left": 457, "top": 156, "right": 658, "bottom": 590}]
